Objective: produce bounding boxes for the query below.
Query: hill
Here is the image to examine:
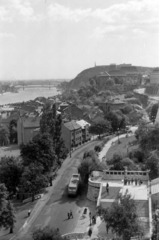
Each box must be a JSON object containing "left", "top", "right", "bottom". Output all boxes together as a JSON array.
[{"left": 66, "top": 65, "right": 153, "bottom": 90}]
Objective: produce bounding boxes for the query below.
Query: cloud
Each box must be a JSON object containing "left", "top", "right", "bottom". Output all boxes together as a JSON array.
[
  {"left": 48, "top": 3, "right": 91, "bottom": 22},
  {"left": 47, "top": 0, "right": 159, "bottom": 37},
  {"left": 0, "top": 0, "right": 44, "bottom": 22},
  {"left": 0, "top": 6, "right": 12, "bottom": 22}
]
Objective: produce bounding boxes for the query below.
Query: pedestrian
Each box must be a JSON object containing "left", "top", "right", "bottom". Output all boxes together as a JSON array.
[
  {"left": 135, "top": 178, "right": 137, "bottom": 186},
  {"left": 68, "top": 212, "right": 70, "bottom": 219},
  {"left": 28, "top": 209, "right": 31, "bottom": 217},
  {"left": 92, "top": 216, "right": 96, "bottom": 225},
  {"left": 88, "top": 227, "right": 92, "bottom": 237},
  {"left": 106, "top": 183, "right": 109, "bottom": 195},
  {"left": 70, "top": 210, "right": 73, "bottom": 218},
  {"left": 124, "top": 177, "right": 126, "bottom": 185},
  {"left": 131, "top": 178, "right": 134, "bottom": 185},
  {"left": 94, "top": 215, "right": 96, "bottom": 224},
  {"left": 125, "top": 178, "right": 127, "bottom": 185},
  {"left": 56, "top": 228, "right": 59, "bottom": 232}
]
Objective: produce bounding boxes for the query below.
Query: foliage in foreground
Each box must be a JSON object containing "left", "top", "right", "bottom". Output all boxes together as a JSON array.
[
  {"left": 97, "top": 192, "right": 143, "bottom": 240},
  {"left": 32, "top": 226, "right": 66, "bottom": 240},
  {"left": 0, "top": 184, "right": 16, "bottom": 233},
  {"left": 0, "top": 156, "right": 23, "bottom": 195}
]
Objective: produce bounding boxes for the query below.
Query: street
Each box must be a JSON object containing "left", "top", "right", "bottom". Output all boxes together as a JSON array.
[{"left": 21, "top": 140, "right": 100, "bottom": 240}]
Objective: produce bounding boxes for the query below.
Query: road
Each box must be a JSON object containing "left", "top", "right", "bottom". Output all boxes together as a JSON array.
[{"left": 21, "top": 140, "right": 100, "bottom": 240}]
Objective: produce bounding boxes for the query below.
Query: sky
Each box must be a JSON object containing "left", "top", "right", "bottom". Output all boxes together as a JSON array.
[{"left": 0, "top": 0, "right": 159, "bottom": 80}]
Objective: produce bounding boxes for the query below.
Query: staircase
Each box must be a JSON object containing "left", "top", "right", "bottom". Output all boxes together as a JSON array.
[{"left": 135, "top": 200, "right": 149, "bottom": 217}]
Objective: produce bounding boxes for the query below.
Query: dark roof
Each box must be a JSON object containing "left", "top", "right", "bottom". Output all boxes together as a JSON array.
[
  {"left": 64, "top": 120, "right": 81, "bottom": 131},
  {"left": 108, "top": 70, "right": 126, "bottom": 77},
  {"left": 119, "top": 66, "right": 138, "bottom": 73}
]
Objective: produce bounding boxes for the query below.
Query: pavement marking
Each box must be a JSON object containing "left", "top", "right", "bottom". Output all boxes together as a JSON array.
[{"left": 43, "top": 216, "right": 51, "bottom": 228}]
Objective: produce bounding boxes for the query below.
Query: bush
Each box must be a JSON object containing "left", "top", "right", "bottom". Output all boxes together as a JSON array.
[
  {"left": 94, "top": 145, "right": 102, "bottom": 152},
  {"left": 128, "top": 149, "right": 144, "bottom": 163},
  {"left": 125, "top": 92, "right": 134, "bottom": 98}
]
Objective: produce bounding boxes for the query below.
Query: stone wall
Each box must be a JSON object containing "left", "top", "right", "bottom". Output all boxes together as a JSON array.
[{"left": 87, "top": 180, "right": 101, "bottom": 202}]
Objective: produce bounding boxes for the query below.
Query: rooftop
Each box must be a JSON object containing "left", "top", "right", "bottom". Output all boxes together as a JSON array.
[
  {"left": 64, "top": 120, "right": 81, "bottom": 131},
  {"left": 76, "top": 119, "right": 90, "bottom": 129}
]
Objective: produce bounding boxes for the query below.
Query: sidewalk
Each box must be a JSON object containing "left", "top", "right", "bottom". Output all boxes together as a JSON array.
[{"left": 98, "top": 128, "right": 137, "bottom": 161}]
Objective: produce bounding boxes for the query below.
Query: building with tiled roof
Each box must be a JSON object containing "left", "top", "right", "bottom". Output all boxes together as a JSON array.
[
  {"left": 150, "top": 68, "right": 159, "bottom": 85},
  {"left": 108, "top": 69, "right": 126, "bottom": 77},
  {"left": 61, "top": 120, "right": 82, "bottom": 151},
  {"left": 76, "top": 120, "right": 91, "bottom": 143},
  {"left": 98, "top": 99, "right": 126, "bottom": 112}
]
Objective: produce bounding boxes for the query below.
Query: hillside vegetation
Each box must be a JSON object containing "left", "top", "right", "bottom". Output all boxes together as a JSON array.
[{"left": 66, "top": 65, "right": 153, "bottom": 89}]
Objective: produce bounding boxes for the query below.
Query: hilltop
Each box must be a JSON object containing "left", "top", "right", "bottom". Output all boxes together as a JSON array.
[{"left": 66, "top": 65, "right": 153, "bottom": 89}]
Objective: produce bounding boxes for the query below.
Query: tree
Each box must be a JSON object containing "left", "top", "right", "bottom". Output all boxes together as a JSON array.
[
  {"left": 144, "top": 151, "right": 159, "bottom": 180},
  {"left": 20, "top": 133, "right": 56, "bottom": 173},
  {"left": 0, "top": 125, "right": 9, "bottom": 146},
  {"left": 0, "top": 156, "right": 23, "bottom": 195},
  {"left": 121, "top": 157, "right": 138, "bottom": 170},
  {"left": 149, "top": 103, "right": 158, "bottom": 123},
  {"left": 89, "top": 119, "right": 112, "bottom": 137},
  {"left": 137, "top": 123, "right": 159, "bottom": 152},
  {"left": 40, "top": 103, "right": 68, "bottom": 163},
  {"left": 105, "top": 111, "right": 122, "bottom": 132},
  {"left": 78, "top": 150, "right": 105, "bottom": 183},
  {"left": 97, "top": 192, "right": 143, "bottom": 240},
  {"left": 94, "top": 145, "right": 102, "bottom": 153},
  {"left": 9, "top": 119, "right": 18, "bottom": 144},
  {"left": 107, "top": 153, "right": 137, "bottom": 171},
  {"left": 108, "top": 153, "right": 124, "bottom": 170},
  {"left": 20, "top": 163, "right": 48, "bottom": 202},
  {"left": 0, "top": 184, "right": 16, "bottom": 233},
  {"left": 32, "top": 226, "right": 65, "bottom": 240}
]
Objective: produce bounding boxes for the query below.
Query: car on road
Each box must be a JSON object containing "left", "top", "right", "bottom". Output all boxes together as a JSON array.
[{"left": 68, "top": 174, "right": 81, "bottom": 196}]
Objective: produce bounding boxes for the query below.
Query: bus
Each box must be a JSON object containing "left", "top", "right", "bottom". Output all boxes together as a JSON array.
[{"left": 68, "top": 174, "right": 80, "bottom": 196}]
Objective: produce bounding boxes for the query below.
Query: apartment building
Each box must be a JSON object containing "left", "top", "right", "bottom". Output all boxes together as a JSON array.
[{"left": 61, "top": 120, "right": 82, "bottom": 151}]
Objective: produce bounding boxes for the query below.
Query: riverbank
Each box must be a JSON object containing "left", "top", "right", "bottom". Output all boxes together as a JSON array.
[{"left": 0, "top": 87, "right": 61, "bottom": 106}]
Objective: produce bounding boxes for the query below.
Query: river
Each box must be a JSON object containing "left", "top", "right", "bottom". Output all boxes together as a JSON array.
[{"left": 0, "top": 86, "right": 60, "bottom": 105}]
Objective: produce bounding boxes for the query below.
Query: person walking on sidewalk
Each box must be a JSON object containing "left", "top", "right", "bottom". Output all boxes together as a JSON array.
[
  {"left": 68, "top": 212, "right": 70, "bottom": 219},
  {"left": 88, "top": 227, "right": 92, "bottom": 237},
  {"left": 69, "top": 210, "right": 73, "bottom": 218},
  {"left": 106, "top": 183, "right": 109, "bottom": 195},
  {"left": 28, "top": 209, "right": 31, "bottom": 217}
]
